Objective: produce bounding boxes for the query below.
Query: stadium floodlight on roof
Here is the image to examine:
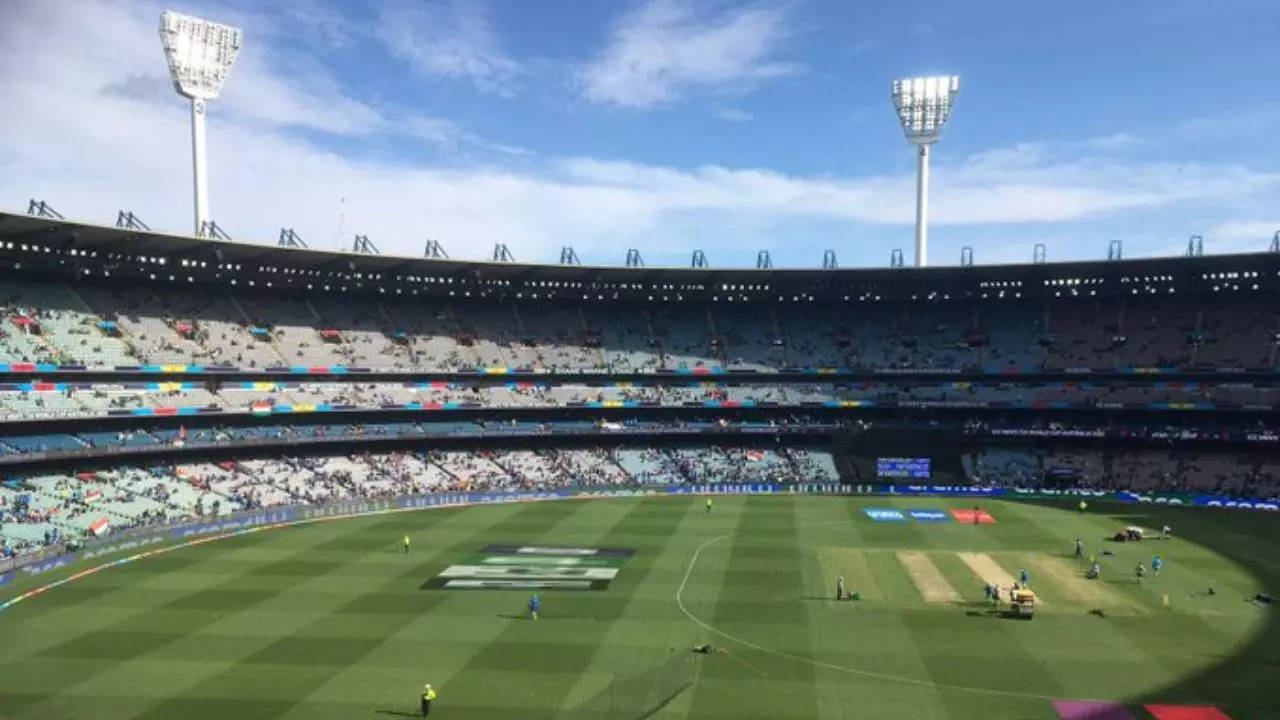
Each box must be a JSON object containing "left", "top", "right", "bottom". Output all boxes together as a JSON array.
[
  {"left": 159, "top": 10, "right": 242, "bottom": 238},
  {"left": 891, "top": 75, "right": 959, "bottom": 268}
]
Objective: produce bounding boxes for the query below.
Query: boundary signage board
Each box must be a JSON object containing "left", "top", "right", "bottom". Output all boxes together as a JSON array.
[{"left": 4, "top": 482, "right": 1276, "bottom": 576}]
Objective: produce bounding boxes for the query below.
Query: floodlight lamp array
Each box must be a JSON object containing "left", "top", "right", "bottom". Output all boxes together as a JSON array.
[
  {"left": 160, "top": 10, "right": 242, "bottom": 100},
  {"left": 891, "top": 75, "right": 959, "bottom": 144}
]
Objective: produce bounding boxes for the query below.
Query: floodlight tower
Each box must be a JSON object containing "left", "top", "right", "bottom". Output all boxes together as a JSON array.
[
  {"left": 159, "top": 11, "right": 242, "bottom": 238},
  {"left": 891, "top": 75, "right": 959, "bottom": 267}
]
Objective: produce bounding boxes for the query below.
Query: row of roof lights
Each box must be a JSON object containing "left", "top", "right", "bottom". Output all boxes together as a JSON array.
[
  {"left": 1203, "top": 271, "right": 1260, "bottom": 280},
  {"left": 6, "top": 244, "right": 1280, "bottom": 300},
  {"left": 1045, "top": 277, "right": 1105, "bottom": 286},
  {"left": 22, "top": 262, "right": 1280, "bottom": 302}
]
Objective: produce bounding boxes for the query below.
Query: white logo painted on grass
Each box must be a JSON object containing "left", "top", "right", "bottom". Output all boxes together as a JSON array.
[
  {"left": 516, "top": 546, "right": 598, "bottom": 555},
  {"left": 443, "top": 579, "right": 595, "bottom": 590},
  {"left": 438, "top": 565, "right": 619, "bottom": 580}
]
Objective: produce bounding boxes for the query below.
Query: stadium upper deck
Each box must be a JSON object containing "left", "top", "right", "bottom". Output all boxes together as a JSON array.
[{"left": 1, "top": 211, "right": 1278, "bottom": 375}]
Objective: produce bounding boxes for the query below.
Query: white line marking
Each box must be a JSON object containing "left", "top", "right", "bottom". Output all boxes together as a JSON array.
[{"left": 675, "top": 530, "right": 1115, "bottom": 703}]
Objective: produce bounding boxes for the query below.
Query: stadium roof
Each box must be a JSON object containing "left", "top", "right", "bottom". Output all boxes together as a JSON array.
[{"left": 1, "top": 210, "right": 1277, "bottom": 300}]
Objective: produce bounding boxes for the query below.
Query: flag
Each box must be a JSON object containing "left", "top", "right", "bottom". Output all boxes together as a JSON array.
[
  {"left": 745, "top": 450, "right": 765, "bottom": 462},
  {"left": 251, "top": 402, "right": 272, "bottom": 416},
  {"left": 90, "top": 517, "right": 110, "bottom": 536},
  {"left": 83, "top": 490, "right": 103, "bottom": 504}
]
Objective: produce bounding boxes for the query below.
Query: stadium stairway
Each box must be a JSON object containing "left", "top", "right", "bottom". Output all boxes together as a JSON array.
[{"left": 227, "top": 293, "right": 290, "bottom": 367}]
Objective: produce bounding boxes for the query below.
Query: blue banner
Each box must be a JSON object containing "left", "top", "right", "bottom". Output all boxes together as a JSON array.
[
  {"left": 663, "top": 483, "right": 783, "bottom": 495},
  {"left": 884, "top": 485, "right": 1003, "bottom": 496},
  {"left": 864, "top": 507, "right": 907, "bottom": 522},
  {"left": 1192, "top": 495, "right": 1280, "bottom": 511},
  {"left": 19, "top": 553, "right": 74, "bottom": 576},
  {"left": 171, "top": 508, "right": 297, "bottom": 538}
]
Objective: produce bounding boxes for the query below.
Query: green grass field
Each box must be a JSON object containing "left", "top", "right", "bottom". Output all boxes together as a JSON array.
[{"left": 1, "top": 496, "right": 1277, "bottom": 719}]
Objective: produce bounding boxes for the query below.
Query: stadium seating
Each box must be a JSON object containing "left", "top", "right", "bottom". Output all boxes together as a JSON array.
[
  {"left": 3, "top": 276, "right": 1280, "bottom": 371},
  {"left": 3, "top": 268, "right": 1280, "bottom": 562},
  {"left": 0, "top": 446, "right": 843, "bottom": 551}
]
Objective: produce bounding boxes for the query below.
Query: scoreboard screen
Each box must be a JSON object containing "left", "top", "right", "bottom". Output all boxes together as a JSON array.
[{"left": 876, "top": 457, "right": 931, "bottom": 479}]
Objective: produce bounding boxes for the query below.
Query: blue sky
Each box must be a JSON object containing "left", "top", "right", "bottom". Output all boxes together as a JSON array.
[{"left": 1, "top": 0, "right": 1278, "bottom": 267}]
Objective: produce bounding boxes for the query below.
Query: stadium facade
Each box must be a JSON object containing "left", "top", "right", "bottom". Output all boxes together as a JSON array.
[{"left": 1, "top": 209, "right": 1278, "bottom": 568}]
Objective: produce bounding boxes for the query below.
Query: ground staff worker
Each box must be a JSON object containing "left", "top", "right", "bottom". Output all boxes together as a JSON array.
[{"left": 421, "top": 683, "right": 437, "bottom": 717}]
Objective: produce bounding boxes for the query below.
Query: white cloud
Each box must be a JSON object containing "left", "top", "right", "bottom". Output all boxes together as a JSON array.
[
  {"left": 1206, "top": 221, "right": 1280, "bottom": 254},
  {"left": 29, "top": 0, "right": 481, "bottom": 149},
  {"left": 580, "top": 0, "right": 799, "bottom": 109},
  {"left": 277, "top": 0, "right": 359, "bottom": 49},
  {"left": 714, "top": 108, "right": 754, "bottom": 122},
  {"left": 1, "top": 0, "right": 1277, "bottom": 269},
  {"left": 218, "top": 48, "right": 388, "bottom": 136},
  {"left": 554, "top": 150, "right": 1277, "bottom": 227},
  {"left": 1211, "top": 221, "right": 1280, "bottom": 240},
  {"left": 376, "top": 0, "right": 519, "bottom": 95}
]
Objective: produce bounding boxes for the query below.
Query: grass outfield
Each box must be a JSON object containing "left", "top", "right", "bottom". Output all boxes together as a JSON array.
[{"left": 0, "top": 496, "right": 1277, "bottom": 719}]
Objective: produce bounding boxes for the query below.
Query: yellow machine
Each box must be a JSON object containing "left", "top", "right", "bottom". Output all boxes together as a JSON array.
[{"left": 1011, "top": 589, "right": 1037, "bottom": 619}]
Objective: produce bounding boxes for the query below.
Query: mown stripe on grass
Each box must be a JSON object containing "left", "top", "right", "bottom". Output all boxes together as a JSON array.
[
  {"left": 815, "top": 546, "right": 884, "bottom": 600},
  {"left": 1019, "top": 553, "right": 1144, "bottom": 613},
  {"left": 438, "top": 497, "right": 697, "bottom": 720},
  {"left": 553, "top": 497, "right": 706, "bottom": 714},
  {"left": 686, "top": 495, "right": 821, "bottom": 720},
  {"left": 862, "top": 550, "right": 925, "bottom": 603},
  {"left": 0, "top": 510, "right": 414, "bottom": 718},
  {"left": 896, "top": 606, "right": 1070, "bottom": 701},
  {"left": 6, "top": 506, "right": 477, "bottom": 720},
  {"left": 897, "top": 551, "right": 962, "bottom": 604},
  {"left": 929, "top": 551, "right": 989, "bottom": 605},
  {"left": 123, "top": 499, "right": 583, "bottom": 720}
]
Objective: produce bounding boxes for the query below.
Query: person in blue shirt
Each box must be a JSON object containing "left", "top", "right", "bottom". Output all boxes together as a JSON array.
[
  {"left": 1152, "top": 555, "right": 1162, "bottom": 575},
  {"left": 529, "top": 593, "right": 540, "bottom": 620},
  {"left": 1019, "top": 569, "right": 1030, "bottom": 587}
]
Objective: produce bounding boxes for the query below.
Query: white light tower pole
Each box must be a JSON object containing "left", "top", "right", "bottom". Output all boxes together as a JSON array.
[
  {"left": 892, "top": 76, "right": 959, "bottom": 267},
  {"left": 160, "top": 11, "right": 242, "bottom": 238}
]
